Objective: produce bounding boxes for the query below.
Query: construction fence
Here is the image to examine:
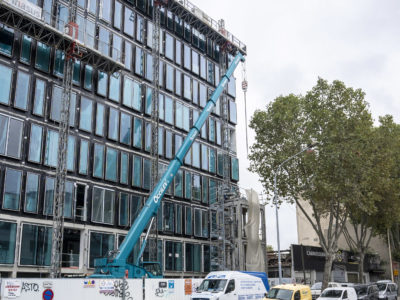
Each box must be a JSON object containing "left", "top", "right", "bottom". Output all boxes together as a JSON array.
[{"left": 0, "top": 277, "right": 204, "bottom": 300}]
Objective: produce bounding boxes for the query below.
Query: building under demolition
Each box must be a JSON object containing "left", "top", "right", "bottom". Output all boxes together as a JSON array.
[{"left": 0, "top": 0, "right": 266, "bottom": 278}]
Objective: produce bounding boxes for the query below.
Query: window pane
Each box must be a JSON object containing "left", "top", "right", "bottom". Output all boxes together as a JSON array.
[
  {"left": 120, "top": 152, "right": 129, "bottom": 185},
  {"left": 93, "top": 144, "right": 104, "bottom": 178},
  {"left": 207, "top": 60, "right": 214, "bottom": 85},
  {"left": 175, "top": 40, "right": 181, "bottom": 65},
  {"left": 183, "top": 44, "right": 191, "bottom": 70},
  {"left": 64, "top": 181, "right": 74, "bottom": 218},
  {"left": 184, "top": 171, "right": 191, "bottom": 200},
  {"left": 209, "top": 179, "right": 217, "bottom": 204},
  {"left": 192, "top": 142, "right": 200, "bottom": 168},
  {"left": 165, "top": 33, "right": 174, "bottom": 60},
  {"left": 84, "top": 65, "right": 93, "bottom": 90},
  {"left": 44, "top": 177, "right": 55, "bottom": 215},
  {"left": 192, "top": 50, "right": 199, "bottom": 74},
  {"left": 199, "top": 84, "right": 206, "bottom": 108},
  {"left": 175, "top": 134, "right": 182, "bottom": 155},
  {"left": 136, "top": 14, "right": 144, "bottom": 43},
  {"left": 175, "top": 70, "right": 181, "bottom": 96},
  {"left": 44, "top": 130, "right": 59, "bottom": 167},
  {"left": 120, "top": 113, "right": 131, "bottom": 145},
  {"left": 209, "top": 148, "right": 216, "bottom": 174},
  {"left": 175, "top": 102, "right": 182, "bottom": 129},
  {"left": 80, "top": 96, "right": 93, "bottom": 132},
  {"left": 54, "top": 49, "right": 65, "bottom": 76},
  {"left": 14, "top": 71, "right": 30, "bottom": 110},
  {"left": 0, "top": 115, "right": 8, "bottom": 155},
  {"left": 164, "top": 202, "right": 175, "bottom": 232},
  {"left": 50, "top": 85, "right": 76, "bottom": 126},
  {"left": 194, "top": 209, "right": 201, "bottom": 236},
  {"left": 7, "top": 118, "right": 23, "bottom": 158},
  {"left": 165, "top": 130, "right": 173, "bottom": 159},
  {"left": 100, "top": 0, "right": 111, "bottom": 22},
  {"left": 109, "top": 73, "right": 120, "bottom": 102},
  {"left": 25, "top": 173, "right": 39, "bottom": 213},
  {"left": 132, "top": 155, "right": 142, "bottom": 187},
  {"left": 28, "top": 124, "right": 43, "bottom": 163},
  {"left": 108, "top": 108, "right": 119, "bottom": 141},
  {"left": 192, "top": 174, "right": 201, "bottom": 202},
  {"left": 125, "top": 41, "right": 132, "bottom": 70},
  {"left": 97, "top": 71, "right": 108, "bottom": 97},
  {"left": 135, "top": 47, "right": 144, "bottom": 76},
  {"left": 79, "top": 139, "right": 89, "bottom": 174},
  {"left": 229, "top": 100, "right": 237, "bottom": 124},
  {"left": 0, "top": 64, "right": 13, "bottom": 105},
  {"left": 95, "top": 103, "right": 105, "bottom": 136},
  {"left": 92, "top": 187, "right": 104, "bottom": 222},
  {"left": 112, "top": 33, "right": 121, "bottom": 62},
  {"left": 201, "top": 144, "right": 209, "bottom": 171},
  {"left": 89, "top": 232, "right": 114, "bottom": 268},
  {"left": 73, "top": 60, "right": 81, "bottom": 85},
  {"left": 130, "top": 194, "right": 142, "bottom": 224},
  {"left": 0, "top": 26, "right": 14, "bottom": 56},
  {"left": 183, "top": 75, "right": 191, "bottom": 100},
  {"left": 145, "top": 87, "right": 152, "bottom": 115},
  {"left": 33, "top": 78, "right": 46, "bottom": 116},
  {"left": 0, "top": 221, "right": 16, "bottom": 264},
  {"left": 114, "top": 1, "right": 122, "bottom": 29},
  {"left": 20, "top": 224, "right": 52, "bottom": 266},
  {"left": 35, "top": 42, "right": 50, "bottom": 72},
  {"left": 105, "top": 147, "right": 118, "bottom": 182},
  {"left": 176, "top": 205, "right": 182, "bottom": 234},
  {"left": 143, "top": 158, "right": 151, "bottom": 190},
  {"left": 192, "top": 80, "right": 198, "bottom": 105},
  {"left": 119, "top": 193, "right": 129, "bottom": 226},
  {"left": 185, "top": 208, "right": 192, "bottom": 235},
  {"left": 3, "top": 169, "right": 22, "bottom": 210},
  {"left": 231, "top": 157, "right": 239, "bottom": 181},
  {"left": 165, "top": 96, "right": 173, "bottom": 125},
  {"left": 200, "top": 56, "right": 206, "bottom": 79},
  {"left": 174, "top": 170, "right": 183, "bottom": 197},
  {"left": 202, "top": 177, "right": 208, "bottom": 204},
  {"left": 202, "top": 210, "right": 209, "bottom": 237},
  {"left": 133, "top": 117, "right": 142, "bottom": 149},
  {"left": 145, "top": 122, "right": 151, "bottom": 152},
  {"left": 67, "top": 135, "right": 76, "bottom": 171},
  {"left": 165, "top": 64, "right": 174, "bottom": 92},
  {"left": 145, "top": 52, "right": 153, "bottom": 81}
]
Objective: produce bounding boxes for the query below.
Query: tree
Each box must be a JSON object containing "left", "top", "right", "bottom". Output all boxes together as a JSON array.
[
  {"left": 267, "top": 245, "right": 274, "bottom": 252},
  {"left": 249, "top": 78, "right": 373, "bottom": 289},
  {"left": 343, "top": 115, "right": 400, "bottom": 283}
]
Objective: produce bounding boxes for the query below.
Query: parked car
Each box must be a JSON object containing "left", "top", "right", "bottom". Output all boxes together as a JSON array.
[
  {"left": 376, "top": 281, "right": 397, "bottom": 300},
  {"left": 354, "top": 284, "right": 379, "bottom": 300},
  {"left": 311, "top": 282, "right": 343, "bottom": 300},
  {"left": 266, "top": 284, "right": 312, "bottom": 300},
  {"left": 317, "top": 287, "right": 358, "bottom": 300}
]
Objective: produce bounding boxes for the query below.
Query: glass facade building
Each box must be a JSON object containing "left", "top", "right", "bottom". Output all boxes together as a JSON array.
[{"left": 0, "top": 0, "right": 240, "bottom": 277}]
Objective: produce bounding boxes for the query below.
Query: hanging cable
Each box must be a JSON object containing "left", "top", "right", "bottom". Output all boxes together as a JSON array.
[{"left": 241, "top": 61, "right": 249, "bottom": 156}]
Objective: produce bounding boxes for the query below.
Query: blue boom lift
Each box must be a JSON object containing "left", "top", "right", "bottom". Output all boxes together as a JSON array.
[{"left": 92, "top": 51, "right": 245, "bottom": 278}]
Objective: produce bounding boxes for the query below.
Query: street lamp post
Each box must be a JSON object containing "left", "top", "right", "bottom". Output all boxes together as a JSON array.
[{"left": 274, "top": 143, "right": 317, "bottom": 284}]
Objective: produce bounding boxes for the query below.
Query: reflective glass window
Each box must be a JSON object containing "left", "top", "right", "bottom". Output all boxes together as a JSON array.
[
  {"left": 100, "top": 0, "right": 111, "bottom": 22},
  {"left": 73, "top": 60, "right": 81, "bottom": 85},
  {"left": 192, "top": 142, "right": 200, "bottom": 168},
  {"left": 88, "top": 0, "right": 97, "bottom": 15},
  {"left": 176, "top": 205, "right": 182, "bottom": 234},
  {"left": 67, "top": 135, "right": 76, "bottom": 171},
  {"left": 44, "top": 130, "right": 59, "bottom": 167},
  {"left": 183, "top": 75, "right": 191, "bottom": 100},
  {"left": 209, "top": 119, "right": 215, "bottom": 142},
  {"left": 165, "top": 64, "right": 174, "bottom": 92},
  {"left": 114, "top": 1, "right": 122, "bottom": 29},
  {"left": 136, "top": 14, "right": 144, "bottom": 43},
  {"left": 156, "top": 127, "right": 163, "bottom": 156},
  {"left": 185, "top": 207, "right": 192, "bottom": 234},
  {"left": 80, "top": 96, "right": 93, "bottom": 132},
  {"left": 200, "top": 56, "right": 206, "bottom": 79},
  {"left": 145, "top": 52, "right": 153, "bottom": 81},
  {"left": 158, "top": 94, "right": 164, "bottom": 120},
  {"left": 64, "top": 181, "right": 74, "bottom": 218},
  {"left": 184, "top": 144, "right": 191, "bottom": 166},
  {"left": 3, "top": 169, "right": 22, "bottom": 210},
  {"left": 184, "top": 171, "right": 191, "bottom": 200},
  {"left": 145, "top": 87, "right": 152, "bottom": 115},
  {"left": 33, "top": 78, "right": 46, "bottom": 116},
  {"left": 228, "top": 76, "right": 236, "bottom": 97},
  {"left": 175, "top": 102, "right": 183, "bottom": 129},
  {"left": 120, "top": 152, "right": 129, "bottom": 185},
  {"left": 165, "top": 33, "right": 174, "bottom": 60},
  {"left": 130, "top": 194, "right": 142, "bottom": 224},
  {"left": 89, "top": 232, "right": 114, "bottom": 268},
  {"left": 124, "top": 6, "right": 134, "bottom": 37},
  {"left": 216, "top": 121, "right": 222, "bottom": 145},
  {"left": 124, "top": 41, "right": 132, "bottom": 70},
  {"left": 44, "top": 177, "right": 55, "bottom": 215},
  {"left": 209, "top": 179, "right": 217, "bottom": 204},
  {"left": 183, "top": 106, "right": 190, "bottom": 131},
  {"left": 215, "top": 65, "right": 220, "bottom": 85},
  {"left": 207, "top": 60, "right": 215, "bottom": 85},
  {"left": 20, "top": 224, "right": 52, "bottom": 266},
  {"left": 50, "top": 85, "right": 76, "bottom": 126},
  {"left": 20, "top": 35, "right": 32, "bottom": 64},
  {"left": 229, "top": 100, "right": 237, "bottom": 124},
  {"left": 164, "top": 202, "right": 175, "bottom": 232},
  {"left": 217, "top": 152, "right": 224, "bottom": 176},
  {"left": 175, "top": 70, "right": 182, "bottom": 96},
  {"left": 43, "top": 0, "right": 53, "bottom": 23},
  {"left": 120, "top": 112, "right": 131, "bottom": 145},
  {"left": 97, "top": 71, "right": 108, "bottom": 97},
  {"left": 133, "top": 117, "right": 142, "bottom": 149},
  {"left": 165, "top": 96, "right": 173, "bottom": 125},
  {"left": 132, "top": 155, "right": 142, "bottom": 187},
  {"left": 194, "top": 209, "right": 201, "bottom": 236},
  {"left": 28, "top": 124, "right": 43, "bottom": 163},
  {"left": 54, "top": 49, "right": 65, "bottom": 76},
  {"left": 0, "top": 26, "right": 14, "bottom": 56},
  {"left": 202, "top": 177, "right": 208, "bottom": 204},
  {"left": 175, "top": 134, "right": 182, "bottom": 155},
  {"left": 174, "top": 170, "right": 183, "bottom": 198},
  {"left": 144, "top": 122, "right": 151, "bottom": 152},
  {"left": 143, "top": 158, "right": 151, "bottom": 190},
  {"left": 159, "top": 60, "right": 164, "bottom": 87},
  {"left": 84, "top": 65, "right": 93, "bottom": 90},
  {"left": 25, "top": 173, "right": 39, "bottom": 213},
  {"left": 93, "top": 144, "right": 105, "bottom": 178},
  {"left": 79, "top": 139, "right": 89, "bottom": 175},
  {"left": 192, "top": 50, "right": 199, "bottom": 75},
  {"left": 201, "top": 144, "right": 209, "bottom": 171},
  {"left": 175, "top": 39, "right": 182, "bottom": 65},
  {"left": 123, "top": 76, "right": 141, "bottom": 111},
  {"left": 192, "top": 174, "right": 201, "bottom": 202},
  {"left": 199, "top": 84, "right": 207, "bottom": 108},
  {"left": 192, "top": 80, "right": 198, "bottom": 105},
  {"left": 96, "top": 103, "right": 105, "bottom": 136},
  {"left": 165, "top": 130, "right": 173, "bottom": 159},
  {"left": 35, "top": 42, "right": 50, "bottom": 72},
  {"left": 108, "top": 107, "right": 119, "bottom": 141},
  {"left": 0, "top": 221, "right": 16, "bottom": 264},
  {"left": 14, "top": 71, "right": 30, "bottom": 110},
  {"left": 183, "top": 44, "right": 191, "bottom": 70},
  {"left": 105, "top": 147, "right": 118, "bottom": 182},
  {"left": 202, "top": 210, "right": 209, "bottom": 237},
  {"left": 165, "top": 241, "right": 182, "bottom": 271},
  {"left": 109, "top": 73, "right": 120, "bottom": 102},
  {"left": 119, "top": 193, "right": 129, "bottom": 226},
  {"left": 112, "top": 33, "right": 122, "bottom": 62},
  {"left": 135, "top": 47, "right": 144, "bottom": 76},
  {"left": 231, "top": 157, "right": 239, "bottom": 181},
  {"left": 209, "top": 148, "right": 216, "bottom": 174},
  {"left": 92, "top": 187, "right": 115, "bottom": 224}
]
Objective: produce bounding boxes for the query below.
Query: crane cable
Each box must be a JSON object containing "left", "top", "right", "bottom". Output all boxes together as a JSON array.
[{"left": 242, "top": 61, "right": 249, "bottom": 156}]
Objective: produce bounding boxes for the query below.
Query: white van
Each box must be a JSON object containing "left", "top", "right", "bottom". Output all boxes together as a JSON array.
[
  {"left": 190, "top": 271, "right": 270, "bottom": 300},
  {"left": 317, "top": 287, "right": 358, "bottom": 300}
]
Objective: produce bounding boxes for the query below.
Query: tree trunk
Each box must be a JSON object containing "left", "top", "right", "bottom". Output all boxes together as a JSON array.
[
  {"left": 322, "top": 253, "right": 334, "bottom": 290},
  {"left": 358, "top": 252, "right": 365, "bottom": 283}
]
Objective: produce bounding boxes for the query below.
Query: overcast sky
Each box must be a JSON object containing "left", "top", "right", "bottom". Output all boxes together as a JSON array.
[{"left": 191, "top": 0, "right": 400, "bottom": 250}]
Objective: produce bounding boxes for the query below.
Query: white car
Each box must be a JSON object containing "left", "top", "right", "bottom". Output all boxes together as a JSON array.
[
  {"left": 317, "top": 287, "right": 358, "bottom": 300},
  {"left": 311, "top": 282, "right": 343, "bottom": 300}
]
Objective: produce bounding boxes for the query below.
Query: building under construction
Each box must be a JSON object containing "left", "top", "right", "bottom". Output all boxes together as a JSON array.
[{"left": 0, "top": 0, "right": 266, "bottom": 278}]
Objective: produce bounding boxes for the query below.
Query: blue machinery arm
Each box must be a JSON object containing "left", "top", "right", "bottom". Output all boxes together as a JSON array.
[{"left": 93, "top": 51, "right": 245, "bottom": 278}]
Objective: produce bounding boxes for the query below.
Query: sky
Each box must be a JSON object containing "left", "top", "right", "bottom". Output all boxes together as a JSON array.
[{"left": 191, "top": 0, "right": 400, "bottom": 250}]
